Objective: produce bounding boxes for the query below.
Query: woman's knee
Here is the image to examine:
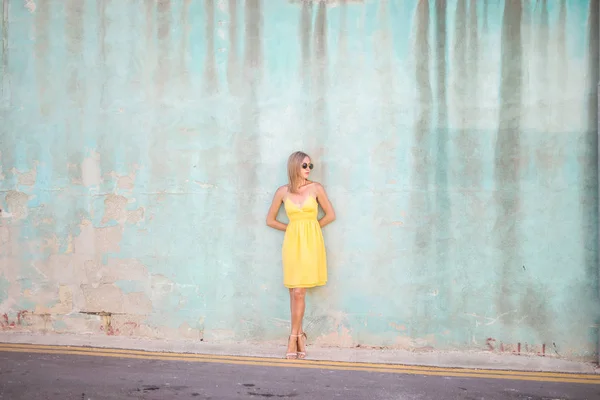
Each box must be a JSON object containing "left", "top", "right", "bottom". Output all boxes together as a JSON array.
[{"left": 292, "top": 288, "right": 306, "bottom": 300}]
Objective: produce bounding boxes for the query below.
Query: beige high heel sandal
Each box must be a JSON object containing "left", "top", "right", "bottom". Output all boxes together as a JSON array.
[
  {"left": 297, "top": 332, "right": 307, "bottom": 359},
  {"left": 285, "top": 335, "right": 299, "bottom": 359}
]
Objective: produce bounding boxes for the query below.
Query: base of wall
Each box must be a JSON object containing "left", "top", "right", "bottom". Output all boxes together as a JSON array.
[{"left": 0, "top": 332, "right": 597, "bottom": 375}]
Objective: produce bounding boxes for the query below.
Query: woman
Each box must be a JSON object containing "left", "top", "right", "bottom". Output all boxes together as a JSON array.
[{"left": 266, "top": 151, "right": 336, "bottom": 359}]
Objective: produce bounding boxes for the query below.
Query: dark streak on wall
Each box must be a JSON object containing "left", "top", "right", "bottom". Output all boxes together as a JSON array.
[
  {"left": 434, "top": 0, "right": 451, "bottom": 324},
  {"left": 376, "top": 0, "right": 395, "bottom": 170},
  {"left": 95, "top": 0, "right": 110, "bottom": 180},
  {"left": 482, "top": 0, "right": 488, "bottom": 34},
  {"left": 179, "top": 0, "right": 191, "bottom": 87},
  {"left": 409, "top": 0, "right": 434, "bottom": 337},
  {"left": 238, "top": 0, "right": 262, "bottom": 191},
  {"left": 204, "top": 0, "right": 218, "bottom": 94},
  {"left": 466, "top": 0, "right": 481, "bottom": 186},
  {"left": 232, "top": 0, "right": 264, "bottom": 339},
  {"left": 1, "top": 0, "right": 8, "bottom": 99},
  {"left": 1, "top": 0, "right": 10, "bottom": 174},
  {"left": 312, "top": 1, "right": 328, "bottom": 166},
  {"left": 582, "top": 0, "right": 599, "bottom": 293},
  {"left": 227, "top": 0, "right": 239, "bottom": 94},
  {"left": 34, "top": 0, "right": 50, "bottom": 116},
  {"left": 300, "top": 0, "right": 312, "bottom": 91},
  {"left": 453, "top": 0, "right": 470, "bottom": 188},
  {"left": 156, "top": 0, "right": 171, "bottom": 99},
  {"left": 494, "top": 0, "right": 523, "bottom": 325},
  {"left": 98, "top": 0, "right": 109, "bottom": 108},
  {"left": 557, "top": 0, "right": 567, "bottom": 94},
  {"left": 66, "top": 0, "right": 85, "bottom": 160}
]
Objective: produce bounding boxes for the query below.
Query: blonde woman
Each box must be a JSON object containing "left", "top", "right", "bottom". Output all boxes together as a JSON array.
[{"left": 266, "top": 151, "right": 336, "bottom": 359}]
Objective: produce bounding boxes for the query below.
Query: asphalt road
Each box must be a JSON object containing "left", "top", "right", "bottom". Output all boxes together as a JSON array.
[{"left": 0, "top": 345, "right": 599, "bottom": 400}]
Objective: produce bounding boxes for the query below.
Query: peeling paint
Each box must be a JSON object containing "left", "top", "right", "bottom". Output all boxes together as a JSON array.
[{"left": 5, "top": 191, "right": 29, "bottom": 220}]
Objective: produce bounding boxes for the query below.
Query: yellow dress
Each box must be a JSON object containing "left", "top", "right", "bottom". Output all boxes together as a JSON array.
[{"left": 282, "top": 195, "right": 328, "bottom": 288}]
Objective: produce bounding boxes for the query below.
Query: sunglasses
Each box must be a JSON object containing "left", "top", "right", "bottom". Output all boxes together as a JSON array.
[{"left": 302, "top": 163, "right": 314, "bottom": 170}]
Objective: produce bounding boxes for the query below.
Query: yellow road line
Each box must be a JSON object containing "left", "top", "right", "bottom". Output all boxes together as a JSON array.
[
  {"left": 0, "top": 343, "right": 598, "bottom": 385},
  {"left": 0, "top": 342, "right": 595, "bottom": 379}
]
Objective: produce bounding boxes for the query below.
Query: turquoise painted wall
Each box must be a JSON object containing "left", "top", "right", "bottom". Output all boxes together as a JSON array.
[{"left": 0, "top": 0, "right": 598, "bottom": 360}]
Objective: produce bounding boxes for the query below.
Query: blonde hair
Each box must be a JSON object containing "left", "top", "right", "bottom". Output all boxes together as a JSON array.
[{"left": 287, "top": 151, "right": 310, "bottom": 194}]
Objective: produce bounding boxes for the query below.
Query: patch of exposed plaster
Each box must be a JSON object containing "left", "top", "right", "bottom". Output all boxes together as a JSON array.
[
  {"left": 108, "top": 165, "right": 139, "bottom": 190},
  {"left": 84, "top": 258, "right": 149, "bottom": 285},
  {"left": 81, "top": 151, "right": 101, "bottom": 187},
  {"left": 0, "top": 226, "right": 9, "bottom": 253},
  {"left": 81, "top": 284, "right": 152, "bottom": 315},
  {"left": 40, "top": 234, "right": 60, "bottom": 254},
  {"left": 24, "top": 0, "right": 36, "bottom": 13},
  {"left": 5, "top": 191, "right": 29, "bottom": 220},
  {"left": 102, "top": 194, "right": 128, "bottom": 224},
  {"left": 73, "top": 220, "right": 123, "bottom": 255},
  {"left": 102, "top": 194, "right": 144, "bottom": 224},
  {"left": 11, "top": 161, "right": 38, "bottom": 186},
  {"left": 127, "top": 207, "right": 144, "bottom": 224},
  {"left": 35, "top": 285, "right": 73, "bottom": 315}
]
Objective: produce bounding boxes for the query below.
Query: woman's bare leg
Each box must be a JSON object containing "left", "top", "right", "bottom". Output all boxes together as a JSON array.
[
  {"left": 286, "top": 288, "right": 297, "bottom": 356},
  {"left": 291, "top": 288, "right": 307, "bottom": 355}
]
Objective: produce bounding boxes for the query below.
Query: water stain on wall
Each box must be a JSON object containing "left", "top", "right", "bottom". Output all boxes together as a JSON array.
[
  {"left": 156, "top": 0, "right": 171, "bottom": 99},
  {"left": 433, "top": 0, "right": 451, "bottom": 324},
  {"left": 231, "top": 2, "right": 263, "bottom": 329},
  {"left": 203, "top": 0, "right": 218, "bottom": 94},
  {"left": 66, "top": 0, "right": 85, "bottom": 161},
  {"left": 226, "top": 0, "right": 239, "bottom": 94},
  {"left": 95, "top": 0, "right": 110, "bottom": 180},
  {"left": 494, "top": 0, "right": 523, "bottom": 325},
  {"left": 311, "top": 1, "right": 328, "bottom": 166},
  {"left": 409, "top": 0, "right": 434, "bottom": 337},
  {"left": 581, "top": 0, "right": 599, "bottom": 292},
  {"left": 299, "top": 0, "right": 312, "bottom": 92},
  {"left": 454, "top": 0, "right": 479, "bottom": 188},
  {"left": 1, "top": 0, "right": 9, "bottom": 99},
  {"left": 34, "top": 0, "right": 50, "bottom": 116},
  {"left": 466, "top": 0, "right": 481, "bottom": 186},
  {"left": 179, "top": 0, "right": 191, "bottom": 88},
  {"left": 373, "top": 0, "right": 395, "bottom": 174}
]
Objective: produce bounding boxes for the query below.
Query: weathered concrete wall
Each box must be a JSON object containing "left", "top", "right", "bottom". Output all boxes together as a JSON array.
[{"left": 0, "top": 0, "right": 598, "bottom": 360}]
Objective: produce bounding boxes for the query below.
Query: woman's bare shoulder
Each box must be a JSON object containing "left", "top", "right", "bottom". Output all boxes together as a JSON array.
[{"left": 276, "top": 185, "right": 289, "bottom": 195}]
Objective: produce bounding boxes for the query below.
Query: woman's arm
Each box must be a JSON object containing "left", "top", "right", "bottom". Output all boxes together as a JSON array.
[
  {"left": 266, "top": 186, "right": 288, "bottom": 231},
  {"left": 316, "top": 183, "right": 336, "bottom": 228}
]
